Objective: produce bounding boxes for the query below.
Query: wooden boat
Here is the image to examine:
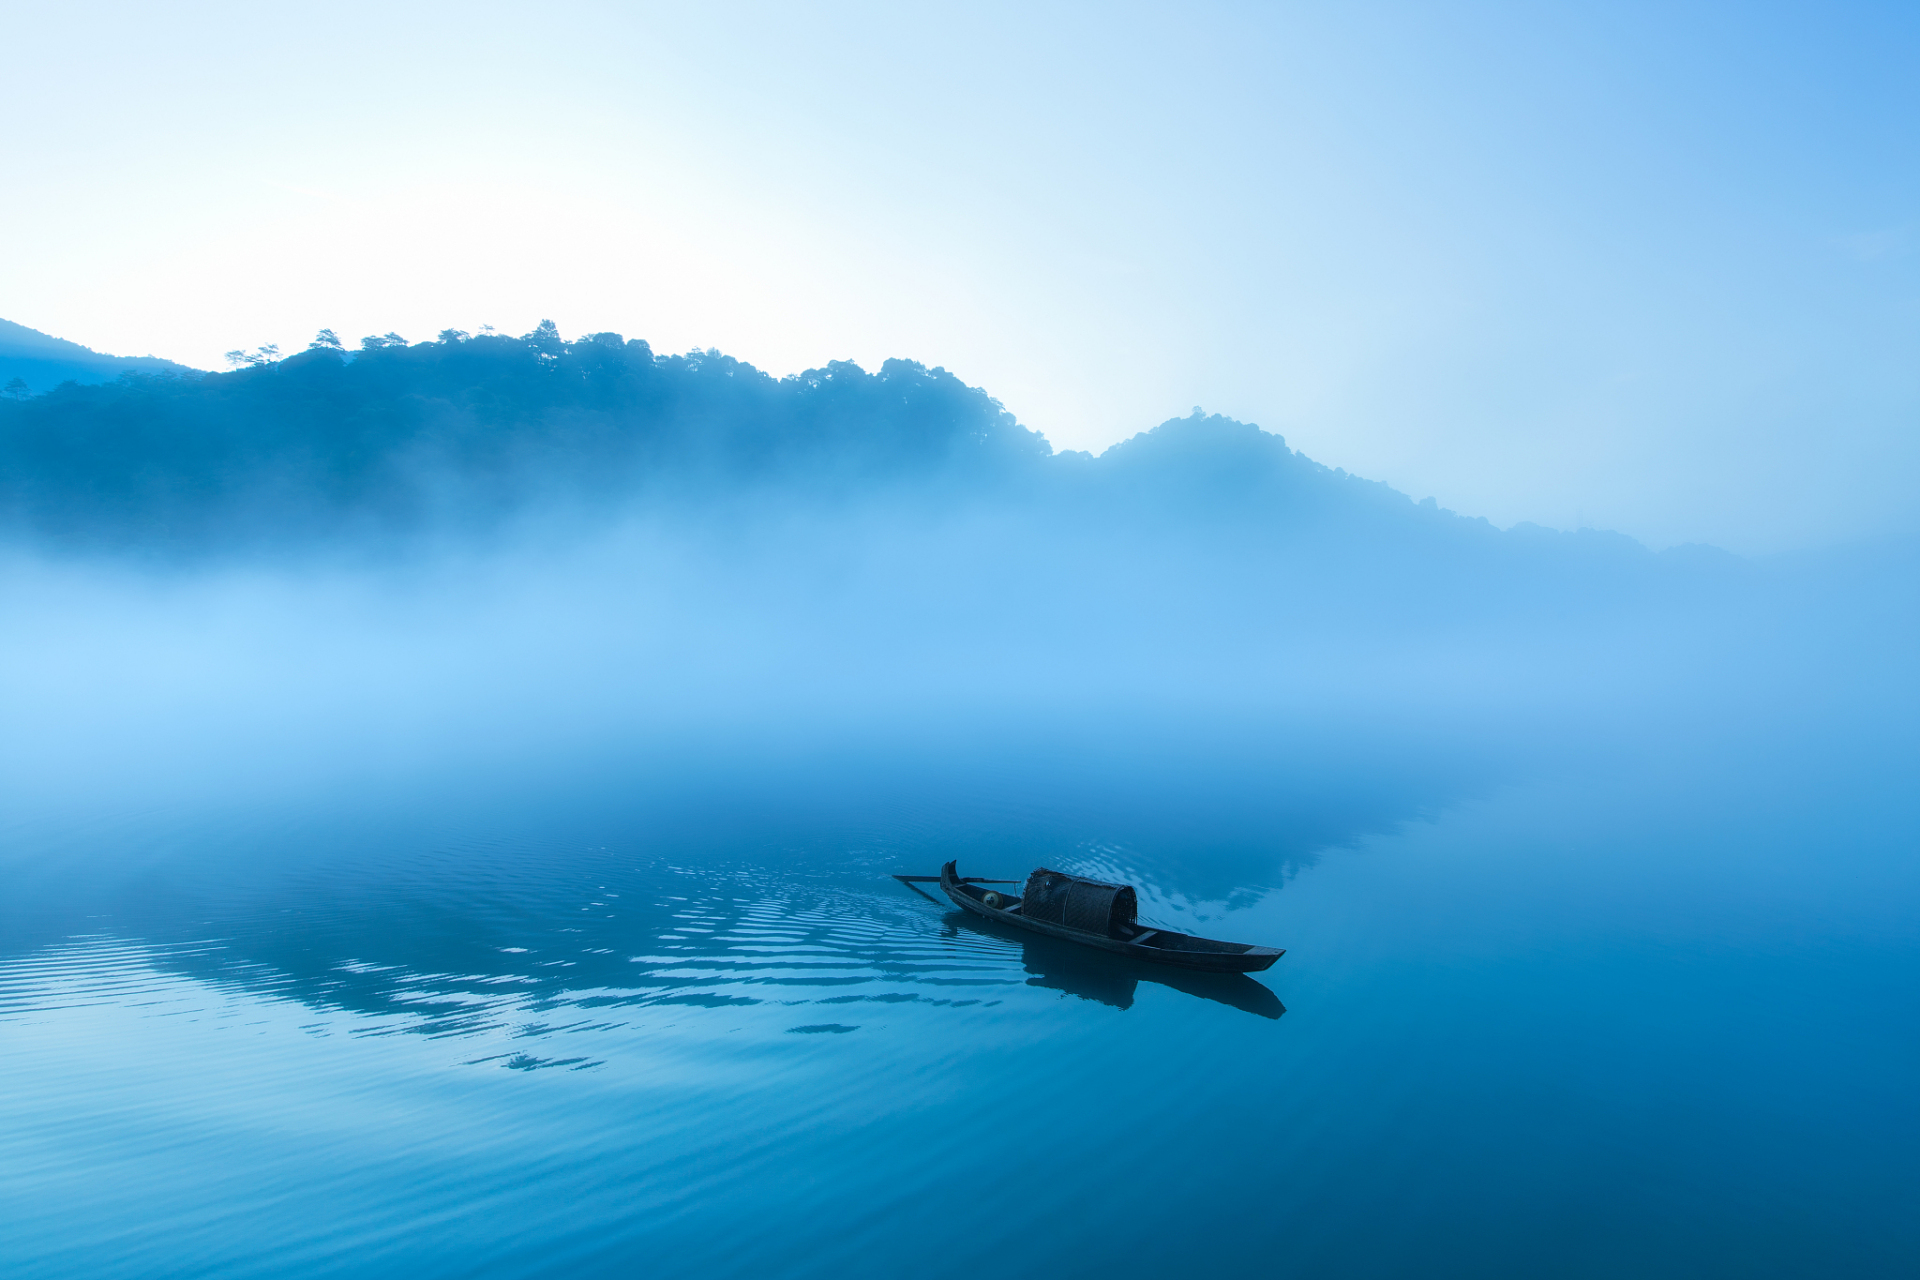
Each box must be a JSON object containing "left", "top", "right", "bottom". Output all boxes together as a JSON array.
[{"left": 898, "top": 861, "right": 1283, "bottom": 974}]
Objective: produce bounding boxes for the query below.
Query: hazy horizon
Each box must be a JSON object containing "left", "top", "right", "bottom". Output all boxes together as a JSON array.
[{"left": 8, "top": 311, "right": 1909, "bottom": 559}]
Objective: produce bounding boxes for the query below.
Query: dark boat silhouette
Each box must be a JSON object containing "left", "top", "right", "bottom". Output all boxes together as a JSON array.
[
  {"left": 944, "top": 914, "right": 1287, "bottom": 1019},
  {"left": 898, "top": 861, "right": 1284, "bottom": 974}
]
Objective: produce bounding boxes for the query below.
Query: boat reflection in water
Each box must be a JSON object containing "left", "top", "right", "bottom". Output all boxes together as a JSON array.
[{"left": 940, "top": 909, "right": 1285, "bottom": 1020}]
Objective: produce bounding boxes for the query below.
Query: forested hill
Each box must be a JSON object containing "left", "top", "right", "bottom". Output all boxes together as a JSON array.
[
  {"left": 0, "top": 322, "right": 1683, "bottom": 584},
  {"left": 0, "top": 325, "right": 1062, "bottom": 545},
  {"left": 0, "top": 318, "right": 197, "bottom": 397}
]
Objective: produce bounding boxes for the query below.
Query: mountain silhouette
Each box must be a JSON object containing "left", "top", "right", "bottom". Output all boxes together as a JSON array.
[
  {"left": 0, "top": 319, "right": 1723, "bottom": 605},
  {"left": 0, "top": 318, "right": 197, "bottom": 397}
]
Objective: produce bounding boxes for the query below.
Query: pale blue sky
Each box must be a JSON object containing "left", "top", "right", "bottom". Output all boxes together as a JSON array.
[{"left": 3, "top": 1, "right": 1915, "bottom": 551}]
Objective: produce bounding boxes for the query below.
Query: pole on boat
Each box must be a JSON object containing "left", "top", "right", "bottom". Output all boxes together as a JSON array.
[
  {"left": 892, "top": 873, "right": 1018, "bottom": 903},
  {"left": 891, "top": 875, "right": 1019, "bottom": 884}
]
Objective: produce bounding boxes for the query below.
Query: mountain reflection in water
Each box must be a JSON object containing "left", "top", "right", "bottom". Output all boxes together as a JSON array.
[
  {"left": 1, "top": 746, "right": 1432, "bottom": 1045},
  {"left": 2, "top": 793, "right": 1306, "bottom": 1067}
]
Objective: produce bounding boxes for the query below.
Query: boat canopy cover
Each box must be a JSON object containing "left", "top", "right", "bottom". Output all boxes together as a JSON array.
[{"left": 1022, "top": 869, "right": 1138, "bottom": 938}]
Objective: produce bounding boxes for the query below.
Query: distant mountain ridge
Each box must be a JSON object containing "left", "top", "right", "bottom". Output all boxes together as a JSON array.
[
  {"left": 0, "top": 325, "right": 1050, "bottom": 545},
  {"left": 0, "top": 318, "right": 198, "bottom": 395},
  {"left": 0, "top": 320, "right": 1719, "bottom": 603}
]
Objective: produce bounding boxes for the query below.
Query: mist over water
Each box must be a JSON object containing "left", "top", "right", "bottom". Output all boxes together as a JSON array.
[{"left": 2, "top": 338, "right": 1915, "bottom": 1277}]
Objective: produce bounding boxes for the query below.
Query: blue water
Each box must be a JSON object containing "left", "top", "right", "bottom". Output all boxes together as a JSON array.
[{"left": 3, "top": 726, "right": 1916, "bottom": 1278}]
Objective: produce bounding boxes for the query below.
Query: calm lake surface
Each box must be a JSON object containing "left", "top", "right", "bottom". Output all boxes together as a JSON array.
[{"left": 4, "top": 721, "right": 1916, "bottom": 1278}]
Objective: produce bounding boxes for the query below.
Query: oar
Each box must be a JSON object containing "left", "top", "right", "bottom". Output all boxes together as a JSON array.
[
  {"left": 891, "top": 875, "right": 1019, "bottom": 884},
  {"left": 891, "top": 873, "right": 1018, "bottom": 904}
]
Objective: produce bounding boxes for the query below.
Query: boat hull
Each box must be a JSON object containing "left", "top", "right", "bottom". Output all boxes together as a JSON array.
[{"left": 939, "top": 862, "right": 1283, "bottom": 974}]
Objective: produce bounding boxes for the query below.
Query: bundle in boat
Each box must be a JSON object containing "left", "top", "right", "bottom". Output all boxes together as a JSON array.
[{"left": 1022, "top": 869, "right": 1137, "bottom": 938}]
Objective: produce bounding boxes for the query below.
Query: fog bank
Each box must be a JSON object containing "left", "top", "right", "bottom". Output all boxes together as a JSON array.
[{"left": 2, "top": 330, "right": 1910, "bottom": 886}]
